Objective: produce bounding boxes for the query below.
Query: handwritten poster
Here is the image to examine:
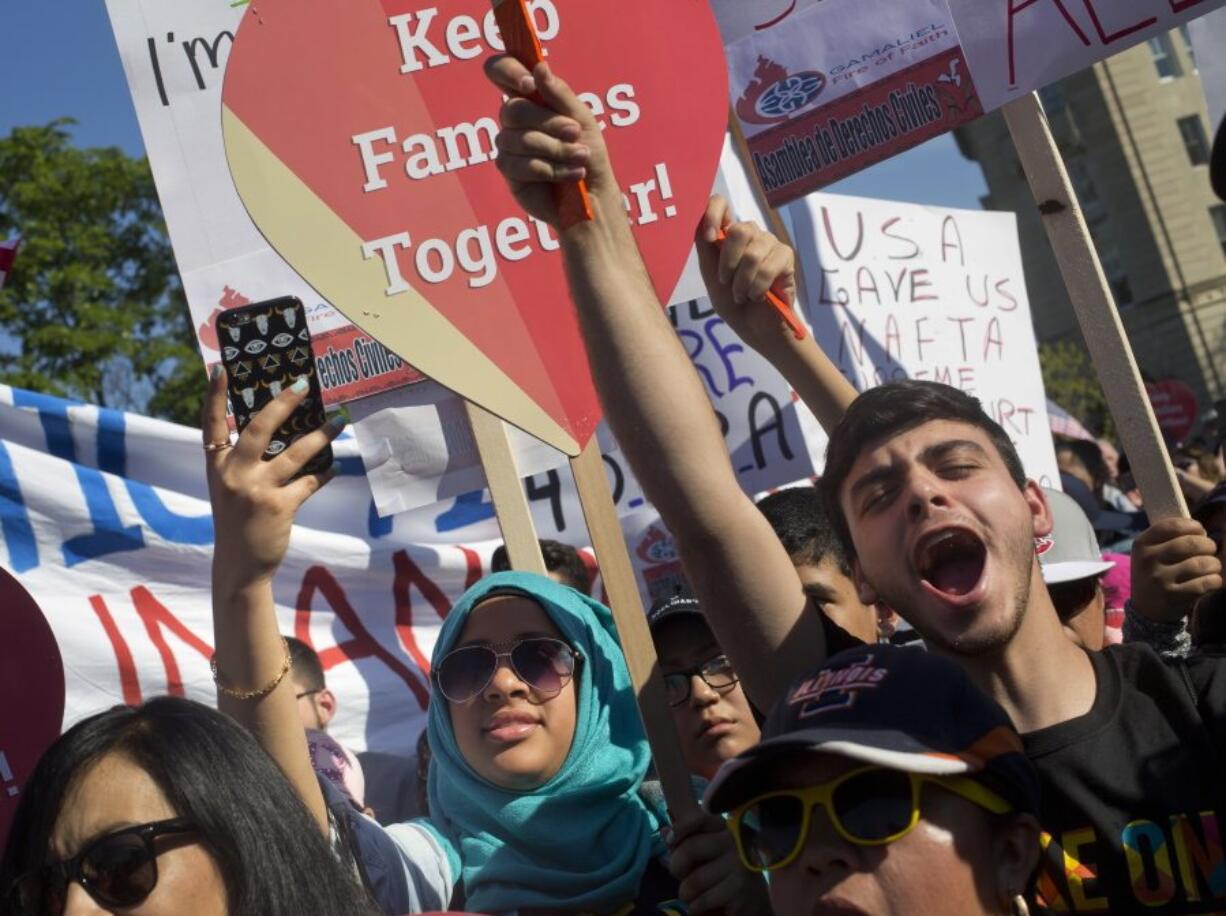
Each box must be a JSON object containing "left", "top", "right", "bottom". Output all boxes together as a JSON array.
[
  {"left": 789, "top": 192, "right": 1061, "bottom": 484},
  {"left": 949, "top": 0, "right": 1226, "bottom": 112}
]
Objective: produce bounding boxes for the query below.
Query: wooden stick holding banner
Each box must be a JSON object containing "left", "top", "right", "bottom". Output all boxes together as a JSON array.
[
  {"left": 569, "top": 439, "right": 703, "bottom": 821},
  {"left": 1002, "top": 92, "right": 1188, "bottom": 520},
  {"left": 463, "top": 401, "right": 547, "bottom": 575}
]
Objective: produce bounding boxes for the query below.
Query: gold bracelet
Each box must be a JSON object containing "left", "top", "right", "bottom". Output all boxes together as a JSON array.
[{"left": 211, "top": 637, "right": 292, "bottom": 701}]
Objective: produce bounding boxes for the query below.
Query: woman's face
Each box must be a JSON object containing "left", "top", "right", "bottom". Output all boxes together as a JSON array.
[
  {"left": 49, "top": 752, "right": 228, "bottom": 915},
  {"left": 764, "top": 754, "right": 1029, "bottom": 916},
  {"left": 447, "top": 594, "right": 579, "bottom": 790}
]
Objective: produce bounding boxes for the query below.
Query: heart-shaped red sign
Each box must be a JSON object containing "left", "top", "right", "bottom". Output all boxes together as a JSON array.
[{"left": 222, "top": 0, "right": 727, "bottom": 454}]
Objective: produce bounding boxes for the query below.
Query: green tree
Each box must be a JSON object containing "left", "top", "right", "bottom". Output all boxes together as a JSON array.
[
  {"left": 1039, "top": 337, "right": 1115, "bottom": 441},
  {"left": 0, "top": 120, "right": 202, "bottom": 425}
]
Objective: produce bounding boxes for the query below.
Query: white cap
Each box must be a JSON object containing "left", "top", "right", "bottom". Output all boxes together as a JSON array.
[{"left": 1039, "top": 487, "right": 1115, "bottom": 585}]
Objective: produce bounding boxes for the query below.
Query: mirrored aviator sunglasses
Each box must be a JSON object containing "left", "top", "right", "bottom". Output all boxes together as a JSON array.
[
  {"left": 434, "top": 637, "right": 583, "bottom": 704},
  {"left": 8, "top": 818, "right": 196, "bottom": 915}
]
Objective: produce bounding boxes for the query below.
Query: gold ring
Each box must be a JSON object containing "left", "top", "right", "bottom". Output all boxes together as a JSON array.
[{"left": 203, "top": 440, "right": 234, "bottom": 453}]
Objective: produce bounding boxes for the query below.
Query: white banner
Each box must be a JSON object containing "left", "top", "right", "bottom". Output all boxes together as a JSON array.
[
  {"left": 785, "top": 193, "right": 1061, "bottom": 485},
  {"left": 948, "top": 0, "right": 1226, "bottom": 112},
  {"left": 0, "top": 376, "right": 737, "bottom": 741}
]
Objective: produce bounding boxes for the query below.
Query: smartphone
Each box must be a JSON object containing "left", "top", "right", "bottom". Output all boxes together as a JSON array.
[{"left": 215, "top": 296, "right": 333, "bottom": 477}]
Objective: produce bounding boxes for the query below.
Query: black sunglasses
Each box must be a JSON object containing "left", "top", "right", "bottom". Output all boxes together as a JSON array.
[
  {"left": 433, "top": 637, "right": 583, "bottom": 703},
  {"left": 8, "top": 817, "right": 196, "bottom": 914}
]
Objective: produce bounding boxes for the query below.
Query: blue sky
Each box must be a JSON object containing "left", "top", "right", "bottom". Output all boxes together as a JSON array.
[{"left": 0, "top": 2, "right": 990, "bottom": 210}]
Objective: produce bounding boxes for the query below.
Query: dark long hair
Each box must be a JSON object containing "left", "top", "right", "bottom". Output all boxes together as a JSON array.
[{"left": 0, "top": 696, "right": 378, "bottom": 916}]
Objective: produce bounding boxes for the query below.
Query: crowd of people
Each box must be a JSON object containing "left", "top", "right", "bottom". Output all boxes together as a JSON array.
[{"left": 4, "top": 56, "right": 1226, "bottom": 915}]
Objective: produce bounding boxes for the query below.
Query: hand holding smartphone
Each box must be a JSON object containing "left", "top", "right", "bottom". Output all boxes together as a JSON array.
[{"left": 215, "top": 296, "right": 333, "bottom": 478}]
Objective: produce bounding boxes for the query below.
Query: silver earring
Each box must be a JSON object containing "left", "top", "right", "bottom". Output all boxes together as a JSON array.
[{"left": 1011, "top": 894, "right": 1030, "bottom": 916}]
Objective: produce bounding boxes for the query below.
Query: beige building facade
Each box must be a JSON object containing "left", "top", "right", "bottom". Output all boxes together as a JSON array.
[{"left": 955, "top": 29, "right": 1225, "bottom": 418}]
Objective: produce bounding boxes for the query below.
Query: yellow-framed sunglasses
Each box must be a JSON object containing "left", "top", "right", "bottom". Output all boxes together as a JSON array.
[{"left": 727, "top": 763, "right": 1013, "bottom": 872}]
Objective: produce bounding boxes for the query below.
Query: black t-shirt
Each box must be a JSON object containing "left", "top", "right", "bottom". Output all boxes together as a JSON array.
[{"left": 1024, "top": 643, "right": 1226, "bottom": 913}]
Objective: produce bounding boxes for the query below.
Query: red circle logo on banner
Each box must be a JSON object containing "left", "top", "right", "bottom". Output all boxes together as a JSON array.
[
  {"left": 222, "top": 0, "right": 728, "bottom": 455},
  {"left": 1145, "top": 379, "right": 1199, "bottom": 445},
  {"left": 0, "top": 568, "right": 65, "bottom": 847}
]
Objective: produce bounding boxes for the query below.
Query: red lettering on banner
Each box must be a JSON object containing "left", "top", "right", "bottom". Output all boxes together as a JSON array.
[
  {"left": 457, "top": 545, "right": 483, "bottom": 591},
  {"left": 391, "top": 549, "right": 455, "bottom": 677},
  {"left": 940, "top": 216, "right": 966, "bottom": 267},
  {"left": 88, "top": 595, "right": 142, "bottom": 706},
  {"left": 88, "top": 588, "right": 212, "bottom": 702},
  {"left": 131, "top": 587, "right": 212, "bottom": 696},
  {"left": 881, "top": 217, "right": 920, "bottom": 260},
  {"left": 1169, "top": 0, "right": 1209, "bottom": 10},
  {"left": 910, "top": 269, "right": 937, "bottom": 303},
  {"left": 1080, "top": 0, "right": 1156, "bottom": 44},
  {"left": 1006, "top": 0, "right": 1090, "bottom": 87},
  {"left": 822, "top": 208, "right": 866, "bottom": 261},
  {"left": 295, "top": 565, "right": 431, "bottom": 708}
]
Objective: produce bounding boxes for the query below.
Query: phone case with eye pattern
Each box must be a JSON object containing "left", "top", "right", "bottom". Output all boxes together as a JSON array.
[{"left": 216, "top": 296, "right": 333, "bottom": 477}]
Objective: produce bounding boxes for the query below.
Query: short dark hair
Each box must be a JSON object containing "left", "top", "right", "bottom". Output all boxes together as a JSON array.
[
  {"left": 1056, "top": 438, "right": 1108, "bottom": 491},
  {"left": 0, "top": 697, "right": 377, "bottom": 916},
  {"left": 490, "top": 538, "right": 592, "bottom": 593},
  {"left": 818, "top": 382, "right": 1028, "bottom": 554},
  {"left": 755, "top": 486, "right": 852, "bottom": 576},
  {"left": 286, "top": 636, "right": 326, "bottom": 692}
]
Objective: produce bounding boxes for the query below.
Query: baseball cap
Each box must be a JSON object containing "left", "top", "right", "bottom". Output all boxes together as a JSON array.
[
  {"left": 646, "top": 594, "right": 705, "bottom": 632},
  {"left": 1039, "top": 487, "right": 1115, "bottom": 585},
  {"left": 704, "top": 644, "right": 1039, "bottom": 816}
]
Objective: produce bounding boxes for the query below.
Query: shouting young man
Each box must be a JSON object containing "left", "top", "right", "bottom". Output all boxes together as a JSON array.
[{"left": 484, "top": 56, "right": 1226, "bottom": 913}]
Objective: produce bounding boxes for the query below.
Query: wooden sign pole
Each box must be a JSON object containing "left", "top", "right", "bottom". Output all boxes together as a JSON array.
[
  {"left": 463, "top": 400, "right": 547, "bottom": 575},
  {"left": 569, "top": 439, "right": 702, "bottom": 822},
  {"left": 1003, "top": 92, "right": 1188, "bottom": 521}
]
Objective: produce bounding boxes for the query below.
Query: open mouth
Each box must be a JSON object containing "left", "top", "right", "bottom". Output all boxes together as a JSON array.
[{"left": 914, "top": 528, "right": 987, "bottom": 601}]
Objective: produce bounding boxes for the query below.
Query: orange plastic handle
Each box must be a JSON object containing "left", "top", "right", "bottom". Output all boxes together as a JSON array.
[
  {"left": 715, "top": 229, "right": 807, "bottom": 340},
  {"left": 492, "top": 0, "right": 593, "bottom": 229}
]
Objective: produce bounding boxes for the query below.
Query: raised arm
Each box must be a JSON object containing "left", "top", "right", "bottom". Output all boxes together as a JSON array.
[
  {"left": 695, "top": 195, "right": 858, "bottom": 432},
  {"left": 487, "top": 59, "right": 827, "bottom": 709},
  {"left": 203, "top": 367, "right": 344, "bottom": 834}
]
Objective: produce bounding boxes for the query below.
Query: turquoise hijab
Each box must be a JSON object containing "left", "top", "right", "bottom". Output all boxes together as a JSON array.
[{"left": 416, "top": 572, "right": 667, "bottom": 912}]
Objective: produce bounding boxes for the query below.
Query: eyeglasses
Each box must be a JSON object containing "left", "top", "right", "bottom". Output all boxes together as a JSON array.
[
  {"left": 727, "top": 765, "right": 1011, "bottom": 872},
  {"left": 296, "top": 688, "right": 322, "bottom": 700},
  {"left": 662, "top": 655, "right": 739, "bottom": 706},
  {"left": 433, "top": 637, "right": 583, "bottom": 704},
  {"left": 8, "top": 817, "right": 197, "bottom": 914}
]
